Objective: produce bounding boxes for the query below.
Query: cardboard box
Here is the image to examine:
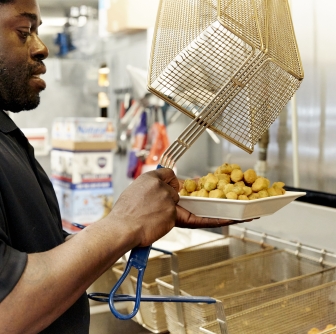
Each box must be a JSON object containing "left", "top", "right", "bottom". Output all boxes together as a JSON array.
[
  {"left": 107, "top": 0, "right": 160, "bottom": 33},
  {"left": 51, "top": 149, "right": 113, "bottom": 184},
  {"left": 52, "top": 180, "right": 113, "bottom": 233},
  {"left": 51, "top": 140, "right": 116, "bottom": 151},
  {"left": 52, "top": 117, "right": 116, "bottom": 143}
]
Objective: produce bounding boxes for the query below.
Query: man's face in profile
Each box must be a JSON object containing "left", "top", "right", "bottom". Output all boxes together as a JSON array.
[{"left": 0, "top": 0, "right": 48, "bottom": 113}]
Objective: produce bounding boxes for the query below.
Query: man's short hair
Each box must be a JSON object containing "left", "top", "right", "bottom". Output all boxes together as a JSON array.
[{"left": 0, "top": 0, "right": 15, "bottom": 3}]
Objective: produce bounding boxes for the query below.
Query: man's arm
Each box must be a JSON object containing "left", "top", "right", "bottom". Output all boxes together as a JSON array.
[
  {"left": 0, "top": 217, "right": 135, "bottom": 334},
  {"left": 0, "top": 168, "right": 247, "bottom": 334}
]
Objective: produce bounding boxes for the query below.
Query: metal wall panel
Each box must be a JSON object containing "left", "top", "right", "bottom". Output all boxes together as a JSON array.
[{"left": 221, "top": 0, "right": 336, "bottom": 194}]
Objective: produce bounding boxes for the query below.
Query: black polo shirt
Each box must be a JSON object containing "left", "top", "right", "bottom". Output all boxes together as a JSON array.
[{"left": 0, "top": 110, "right": 90, "bottom": 333}]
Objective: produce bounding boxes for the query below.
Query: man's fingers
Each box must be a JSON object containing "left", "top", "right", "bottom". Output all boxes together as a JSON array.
[
  {"left": 175, "top": 205, "right": 251, "bottom": 228},
  {"left": 155, "top": 168, "right": 180, "bottom": 191},
  {"left": 148, "top": 168, "right": 180, "bottom": 204},
  {"left": 143, "top": 168, "right": 180, "bottom": 204}
]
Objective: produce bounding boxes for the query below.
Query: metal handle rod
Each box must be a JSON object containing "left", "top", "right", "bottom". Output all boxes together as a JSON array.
[
  {"left": 159, "top": 83, "right": 239, "bottom": 168},
  {"left": 233, "top": 226, "right": 336, "bottom": 264},
  {"left": 135, "top": 246, "right": 186, "bottom": 331},
  {"left": 160, "top": 53, "right": 266, "bottom": 168},
  {"left": 291, "top": 94, "right": 300, "bottom": 187},
  {"left": 215, "top": 300, "right": 229, "bottom": 334},
  {"left": 88, "top": 293, "right": 217, "bottom": 304},
  {"left": 170, "top": 252, "right": 186, "bottom": 332}
]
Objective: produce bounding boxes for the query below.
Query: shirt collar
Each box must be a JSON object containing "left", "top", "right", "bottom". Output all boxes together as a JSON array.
[{"left": 0, "top": 110, "right": 19, "bottom": 133}]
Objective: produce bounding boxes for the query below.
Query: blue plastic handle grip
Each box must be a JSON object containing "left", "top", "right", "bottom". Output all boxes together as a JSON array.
[
  {"left": 108, "top": 246, "right": 151, "bottom": 320},
  {"left": 72, "top": 223, "right": 86, "bottom": 230}
]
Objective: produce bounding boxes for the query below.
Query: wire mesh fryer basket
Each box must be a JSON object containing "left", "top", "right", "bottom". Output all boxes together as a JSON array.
[
  {"left": 148, "top": 0, "right": 304, "bottom": 154},
  {"left": 166, "top": 267, "right": 336, "bottom": 334},
  {"left": 156, "top": 250, "right": 331, "bottom": 334},
  {"left": 200, "top": 280, "right": 336, "bottom": 334},
  {"left": 111, "top": 236, "right": 272, "bottom": 333}
]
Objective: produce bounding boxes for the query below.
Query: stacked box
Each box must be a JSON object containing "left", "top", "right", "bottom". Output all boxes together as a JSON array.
[
  {"left": 51, "top": 118, "right": 115, "bottom": 233},
  {"left": 50, "top": 149, "right": 113, "bottom": 184},
  {"left": 52, "top": 117, "right": 116, "bottom": 150},
  {"left": 52, "top": 179, "right": 113, "bottom": 233}
]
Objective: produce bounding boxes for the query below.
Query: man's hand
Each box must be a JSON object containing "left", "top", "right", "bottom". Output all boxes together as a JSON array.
[
  {"left": 175, "top": 205, "right": 251, "bottom": 228},
  {"left": 110, "top": 169, "right": 253, "bottom": 247},
  {"left": 108, "top": 168, "right": 180, "bottom": 248}
]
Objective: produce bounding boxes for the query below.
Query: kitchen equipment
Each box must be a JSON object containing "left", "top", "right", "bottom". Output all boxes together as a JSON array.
[
  {"left": 148, "top": 0, "right": 304, "bottom": 159},
  {"left": 111, "top": 236, "right": 272, "bottom": 332},
  {"left": 156, "top": 249, "right": 330, "bottom": 334},
  {"left": 200, "top": 281, "right": 336, "bottom": 334},
  {"left": 165, "top": 267, "right": 336, "bottom": 333},
  {"left": 110, "top": 0, "right": 304, "bottom": 320}
]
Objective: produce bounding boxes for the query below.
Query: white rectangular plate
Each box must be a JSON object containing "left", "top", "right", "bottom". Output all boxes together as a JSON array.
[{"left": 178, "top": 191, "right": 306, "bottom": 220}]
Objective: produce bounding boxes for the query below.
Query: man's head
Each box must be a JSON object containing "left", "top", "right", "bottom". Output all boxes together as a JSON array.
[{"left": 0, "top": 0, "right": 49, "bottom": 113}]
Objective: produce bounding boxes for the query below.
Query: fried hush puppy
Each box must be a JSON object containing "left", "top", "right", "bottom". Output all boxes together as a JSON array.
[
  {"left": 307, "top": 329, "right": 320, "bottom": 334},
  {"left": 251, "top": 177, "right": 270, "bottom": 192},
  {"left": 243, "top": 169, "right": 257, "bottom": 184},
  {"left": 231, "top": 169, "right": 244, "bottom": 183},
  {"left": 179, "top": 189, "right": 189, "bottom": 196},
  {"left": 324, "top": 324, "right": 336, "bottom": 332},
  {"left": 183, "top": 179, "right": 197, "bottom": 193},
  {"left": 197, "top": 189, "right": 209, "bottom": 197},
  {"left": 197, "top": 176, "right": 206, "bottom": 191},
  {"left": 179, "top": 163, "right": 286, "bottom": 201},
  {"left": 203, "top": 173, "right": 218, "bottom": 192},
  {"left": 217, "top": 179, "right": 230, "bottom": 190},
  {"left": 226, "top": 192, "right": 238, "bottom": 200},
  {"left": 215, "top": 163, "right": 232, "bottom": 175},
  {"left": 238, "top": 195, "right": 249, "bottom": 200},
  {"left": 209, "top": 189, "right": 225, "bottom": 199},
  {"left": 216, "top": 173, "right": 231, "bottom": 184},
  {"left": 307, "top": 324, "right": 336, "bottom": 334}
]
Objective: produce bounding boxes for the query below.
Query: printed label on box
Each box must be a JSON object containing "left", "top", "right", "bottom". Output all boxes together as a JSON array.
[
  {"left": 52, "top": 117, "right": 116, "bottom": 142},
  {"left": 62, "top": 187, "right": 113, "bottom": 222},
  {"left": 51, "top": 179, "right": 114, "bottom": 233},
  {"left": 51, "top": 149, "right": 113, "bottom": 184}
]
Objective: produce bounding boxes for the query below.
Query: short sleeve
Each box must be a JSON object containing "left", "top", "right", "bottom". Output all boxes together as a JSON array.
[
  {"left": 62, "top": 229, "right": 70, "bottom": 240},
  {"left": 0, "top": 200, "right": 27, "bottom": 302}
]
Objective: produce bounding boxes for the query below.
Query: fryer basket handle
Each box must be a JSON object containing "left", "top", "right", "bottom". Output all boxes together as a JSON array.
[
  {"left": 109, "top": 164, "right": 166, "bottom": 320},
  {"left": 89, "top": 292, "right": 217, "bottom": 304},
  {"left": 109, "top": 246, "right": 151, "bottom": 320}
]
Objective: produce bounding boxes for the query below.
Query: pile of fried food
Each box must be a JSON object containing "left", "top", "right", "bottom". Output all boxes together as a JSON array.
[
  {"left": 179, "top": 162, "right": 286, "bottom": 200},
  {"left": 308, "top": 324, "right": 336, "bottom": 334}
]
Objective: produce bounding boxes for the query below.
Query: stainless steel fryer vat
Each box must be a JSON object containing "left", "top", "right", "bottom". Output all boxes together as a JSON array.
[{"left": 112, "top": 236, "right": 272, "bottom": 333}]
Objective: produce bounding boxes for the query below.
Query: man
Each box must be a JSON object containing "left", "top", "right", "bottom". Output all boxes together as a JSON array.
[{"left": 0, "top": 0, "right": 245, "bottom": 333}]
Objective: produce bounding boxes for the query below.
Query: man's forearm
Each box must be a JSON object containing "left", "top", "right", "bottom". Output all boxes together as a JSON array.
[{"left": 0, "top": 215, "right": 137, "bottom": 334}]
